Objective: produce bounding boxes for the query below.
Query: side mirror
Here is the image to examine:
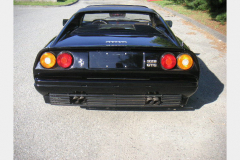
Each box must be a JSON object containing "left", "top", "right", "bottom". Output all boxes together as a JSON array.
[
  {"left": 63, "top": 19, "right": 68, "bottom": 26},
  {"left": 165, "top": 20, "right": 173, "bottom": 27}
]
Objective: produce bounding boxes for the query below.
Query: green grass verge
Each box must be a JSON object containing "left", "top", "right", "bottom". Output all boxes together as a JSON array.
[
  {"left": 153, "top": 1, "right": 218, "bottom": 23},
  {"left": 153, "top": 0, "right": 201, "bottom": 15},
  {"left": 152, "top": 0, "right": 173, "bottom": 7},
  {"left": 151, "top": 0, "right": 226, "bottom": 35},
  {"left": 152, "top": 0, "right": 225, "bottom": 24},
  {"left": 14, "top": 0, "right": 78, "bottom": 6}
]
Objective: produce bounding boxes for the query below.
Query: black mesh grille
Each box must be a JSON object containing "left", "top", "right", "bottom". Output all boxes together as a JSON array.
[{"left": 49, "top": 94, "right": 182, "bottom": 107}]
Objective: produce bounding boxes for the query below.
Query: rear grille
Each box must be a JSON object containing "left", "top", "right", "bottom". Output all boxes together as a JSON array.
[
  {"left": 161, "top": 95, "right": 182, "bottom": 106},
  {"left": 48, "top": 94, "right": 182, "bottom": 107},
  {"left": 84, "top": 95, "right": 146, "bottom": 106},
  {"left": 49, "top": 94, "right": 70, "bottom": 105}
]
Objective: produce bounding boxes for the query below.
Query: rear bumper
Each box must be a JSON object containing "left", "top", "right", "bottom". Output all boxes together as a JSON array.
[{"left": 34, "top": 78, "right": 198, "bottom": 109}]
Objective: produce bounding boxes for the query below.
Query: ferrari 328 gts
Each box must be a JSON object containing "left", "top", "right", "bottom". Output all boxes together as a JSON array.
[{"left": 33, "top": 5, "right": 200, "bottom": 110}]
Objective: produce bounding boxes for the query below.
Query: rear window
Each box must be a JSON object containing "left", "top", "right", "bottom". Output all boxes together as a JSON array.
[
  {"left": 66, "top": 11, "right": 175, "bottom": 42},
  {"left": 83, "top": 12, "right": 151, "bottom": 22}
]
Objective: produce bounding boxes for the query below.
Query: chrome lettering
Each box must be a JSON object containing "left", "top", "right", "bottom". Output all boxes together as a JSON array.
[{"left": 106, "top": 41, "right": 127, "bottom": 43}]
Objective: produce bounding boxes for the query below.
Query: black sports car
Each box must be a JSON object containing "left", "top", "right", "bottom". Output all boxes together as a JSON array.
[{"left": 33, "top": 5, "right": 200, "bottom": 110}]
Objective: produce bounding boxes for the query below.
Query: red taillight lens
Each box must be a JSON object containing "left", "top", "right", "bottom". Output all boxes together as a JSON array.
[
  {"left": 57, "top": 52, "right": 73, "bottom": 68},
  {"left": 161, "top": 53, "right": 176, "bottom": 69}
]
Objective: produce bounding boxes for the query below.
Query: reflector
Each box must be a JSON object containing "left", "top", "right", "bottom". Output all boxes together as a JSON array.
[
  {"left": 57, "top": 52, "right": 73, "bottom": 68},
  {"left": 161, "top": 53, "right": 176, "bottom": 69},
  {"left": 40, "top": 52, "right": 56, "bottom": 68}
]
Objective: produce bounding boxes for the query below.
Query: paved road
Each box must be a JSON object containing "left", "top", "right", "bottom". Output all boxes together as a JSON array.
[{"left": 14, "top": 0, "right": 226, "bottom": 159}]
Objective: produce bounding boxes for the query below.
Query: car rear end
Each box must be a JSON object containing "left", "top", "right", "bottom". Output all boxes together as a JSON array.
[{"left": 34, "top": 47, "right": 199, "bottom": 110}]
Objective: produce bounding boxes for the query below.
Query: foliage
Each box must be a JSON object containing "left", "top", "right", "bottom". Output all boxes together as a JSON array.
[
  {"left": 170, "top": 0, "right": 185, "bottom": 4},
  {"left": 216, "top": 12, "right": 226, "bottom": 24},
  {"left": 207, "top": 0, "right": 226, "bottom": 22},
  {"left": 185, "top": 0, "right": 209, "bottom": 10},
  {"left": 161, "top": 0, "right": 226, "bottom": 22}
]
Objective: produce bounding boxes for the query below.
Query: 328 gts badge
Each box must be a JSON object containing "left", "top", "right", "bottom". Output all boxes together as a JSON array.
[{"left": 146, "top": 60, "right": 157, "bottom": 67}]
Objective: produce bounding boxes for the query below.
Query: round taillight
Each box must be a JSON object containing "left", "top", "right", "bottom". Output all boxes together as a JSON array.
[
  {"left": 177, "top": 54, "right": 193, "bottom": 70},
  {"left": 40, "top": 52, "right": 56, "bottom": 68},
  {"left": 161, "top": 53, "right": 176, "bottom": 69},
  {"left": 57, "top": 52, "right": 73, "bottom": 68}
]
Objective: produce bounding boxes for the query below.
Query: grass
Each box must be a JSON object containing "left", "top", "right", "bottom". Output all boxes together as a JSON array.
[
  {"left": 152, "top": 0, "right": 226, "bottom": 35},
  {"left": 14, "top": 0, "right": 78, "bottom": 6}
]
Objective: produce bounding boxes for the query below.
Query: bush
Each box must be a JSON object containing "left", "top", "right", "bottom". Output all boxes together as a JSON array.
[
  {"left": 216, "top": 12, "right": 226, "bottom": 23},
  {"left": 171, "top": 0, "right": 185, "bottom": 4},
  {"left": 185, "top": 0, "right": 209, "bottom": 10}
]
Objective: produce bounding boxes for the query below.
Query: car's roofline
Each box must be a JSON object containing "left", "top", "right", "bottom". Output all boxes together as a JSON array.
[
  {"left": 51, "top": 5, "right": 181, "bottom": 48},
  {"left": 77, "top": 5, "right": 156, "bottom": 13}
]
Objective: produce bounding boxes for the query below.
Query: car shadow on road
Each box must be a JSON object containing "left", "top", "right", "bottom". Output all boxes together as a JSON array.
[{"left": 186, "top": 57, "right": 225, "bottom": 110}]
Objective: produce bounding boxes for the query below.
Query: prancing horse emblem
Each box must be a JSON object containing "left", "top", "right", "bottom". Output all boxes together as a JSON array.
[{"left": 78, "top": 59, "right": 84, "bottom": 67}]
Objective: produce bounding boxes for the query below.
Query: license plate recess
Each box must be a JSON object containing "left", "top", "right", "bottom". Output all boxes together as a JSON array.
[{"left": 89, "top": 51, "right": 144, "bottom": 69}]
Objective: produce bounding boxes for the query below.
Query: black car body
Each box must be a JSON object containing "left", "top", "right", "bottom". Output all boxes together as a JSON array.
[{"left": 33, "top": 5, "right": 200, "bottom": 110}]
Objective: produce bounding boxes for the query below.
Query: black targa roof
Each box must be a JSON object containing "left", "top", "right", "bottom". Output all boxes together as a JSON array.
[{"left": 77, "top": 5, "right": 156, "bottom": 13}]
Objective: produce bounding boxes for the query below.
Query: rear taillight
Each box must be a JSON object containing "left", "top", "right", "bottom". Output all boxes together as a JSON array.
[
  {"left": 40, "top": 52, "right": 56, "bottom": 68},
  {"left": 177, "top": 54, "right": 193, "bottom": 70},
  {"left": 161, "top": 53, "right": 176, "bottom": 69},
  {"left": 57, "top": 52, "right": 73, "bottom": 68}
]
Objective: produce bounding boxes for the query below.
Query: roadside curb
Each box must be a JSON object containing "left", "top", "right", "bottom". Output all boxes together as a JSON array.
[{"left": 151, "top": 2, "right": 226, "bottom": 43}]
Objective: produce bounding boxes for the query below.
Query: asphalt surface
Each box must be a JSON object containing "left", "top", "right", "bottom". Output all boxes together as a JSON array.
[{"left": 14, "top": 0, "right": 226, "bottom": 159}]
